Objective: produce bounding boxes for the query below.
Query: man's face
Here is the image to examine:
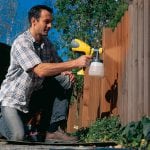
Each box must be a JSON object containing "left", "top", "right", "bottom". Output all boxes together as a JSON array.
[{"left": 33, "top": 9, "right": 52, "bottom": 36}]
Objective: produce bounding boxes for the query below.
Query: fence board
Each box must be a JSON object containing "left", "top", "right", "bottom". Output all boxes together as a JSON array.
[
  {"left": 121, "top": 11, "right": 129, "bottom": 124},
  {"left": 143, "top": 0, "right": 150, "bottom": 115},
  {"left": 137, "top": 0, "right": 144, "bottom": 119},
  {"left": 80, "top": 70, "right": 90, "bottom": 127},
  {"left": 130, "top": 0, "right": 138, "bottom": 122}
]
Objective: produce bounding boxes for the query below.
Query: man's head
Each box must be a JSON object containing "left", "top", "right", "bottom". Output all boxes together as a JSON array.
[{"left": 28, "top": 5, "right": 53, "bottom": 37}]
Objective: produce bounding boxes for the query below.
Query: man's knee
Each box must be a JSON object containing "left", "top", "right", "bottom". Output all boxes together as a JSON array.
[
  {"left": 9, "top": 130, "right": 24, "bottom": 141},
  {"left": 54, "top": 74, "right": 73, "bottom": 90}
]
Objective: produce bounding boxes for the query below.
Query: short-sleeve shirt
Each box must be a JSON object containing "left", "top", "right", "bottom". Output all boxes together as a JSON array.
[{"left": 0, "top": 30, "right": 61, "bottom": 113}]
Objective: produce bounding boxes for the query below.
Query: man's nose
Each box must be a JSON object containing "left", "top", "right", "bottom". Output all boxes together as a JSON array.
[{"left": 48, "top": 23, "right": 52, "bottom": 28}]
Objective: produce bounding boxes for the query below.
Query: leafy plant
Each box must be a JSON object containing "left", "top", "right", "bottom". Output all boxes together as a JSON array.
[
  {"left": 120, "top": 121, "right": 143, "bottom": 147},
  {"left": 73, "top": 116, "right": 150, "bottom": 149},
  {"left": 120, "top": 116, "right": 150, "bottom": 148},
  {"left": 53, "top": 0, "right": 128, "bottom": 48},
  {"left": 72, "top": 127, "right": 89, "bottom": 142},
  {"left": 107, "top": 1, "right": 128, "bottom": 29},
  {"left": 72, "top": 116, "right": 122, "bottom": 143},
  {"left": 71, "top": 73, "right": 84, "bottom": 103},
  {"left": 85, "top": 116, "right": 122, "bottom": 143}
]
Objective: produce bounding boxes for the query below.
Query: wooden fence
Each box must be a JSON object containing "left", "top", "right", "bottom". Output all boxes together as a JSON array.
[{"left": 67, "top": 0, "right": 150, "bottom": 132}]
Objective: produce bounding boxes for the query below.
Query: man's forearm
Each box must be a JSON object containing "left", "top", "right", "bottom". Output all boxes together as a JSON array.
[{"left": 32, "top": 60, "right": 78, "bottom": 78}]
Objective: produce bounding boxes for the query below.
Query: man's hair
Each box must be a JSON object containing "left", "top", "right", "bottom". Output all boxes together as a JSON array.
[{"left": 28, "top": 5, "right": 53, "bottom": 25}]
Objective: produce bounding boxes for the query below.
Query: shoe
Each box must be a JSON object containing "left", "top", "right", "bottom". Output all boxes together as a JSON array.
[
  {"left": 45, "top": 130, "right": 78, "bottom": 143},
  {"left": 0, "top": 133, "right": 6, "bottom": 142}
]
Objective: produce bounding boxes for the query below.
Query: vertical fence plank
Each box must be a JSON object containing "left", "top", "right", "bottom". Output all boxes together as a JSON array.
[
  {"left": 81, "top": 70, "right": 90, "bottom": 127},
  {"left": 148, "top": 0, "right": 150, "bottom": 115},
  {"left": 144, "top": 0, "right": 150, "bottom": 115},
  {"left": 67, "top": 101, "right": 78, "bottom": 132},
  {"left": 131, "top": 0, "right": 139, "bottom": 122},
  {"left": 121, "top": 11, "right": 129, "bottom": 124},
  {"left": 127, "top": 5, "right": 133, "bottom": 123},
  {"left": 101, "top": 28, "right": 113, "bottom": 115},
  {"left": 137, "top": 0, "right": 144, "bottom": 119},
  {"left": 126, "top": 0, "right": 138, "bottom": 123},
  {"left": 117, "top": 19, "right": 124, "bottom": 123},
  {"left": 88, "top": 76, "right": 101, "bottom": 123}
]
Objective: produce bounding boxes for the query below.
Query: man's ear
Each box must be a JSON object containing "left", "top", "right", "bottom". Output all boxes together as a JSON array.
[{"left": 31, "top": 17, "right": 37, "bottom": 26}]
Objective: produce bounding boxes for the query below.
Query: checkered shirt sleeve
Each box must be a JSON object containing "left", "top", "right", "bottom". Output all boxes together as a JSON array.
[{"left": 12, "top": 38, "right": 42, "bottom": 72}]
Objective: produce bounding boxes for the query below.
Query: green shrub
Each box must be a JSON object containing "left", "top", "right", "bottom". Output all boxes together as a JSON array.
[
  {"left": 73, "top": 116, "right": 150, "bottom": 148},
  {"left": 85, "top": 116, "right": 122, "bottom": 143}
]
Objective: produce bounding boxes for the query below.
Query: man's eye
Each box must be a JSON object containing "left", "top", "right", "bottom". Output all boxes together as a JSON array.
[
  {"left": 44, "top": 20, "right": 51, "bottom": 24},
  {"left": 45, "top": 21, "right": 48, "bottom": 23}
]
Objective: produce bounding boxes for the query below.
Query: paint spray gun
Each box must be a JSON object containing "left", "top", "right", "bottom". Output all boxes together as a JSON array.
[{"left": 71, "top": 39, "right": 104, "bottom": 77}]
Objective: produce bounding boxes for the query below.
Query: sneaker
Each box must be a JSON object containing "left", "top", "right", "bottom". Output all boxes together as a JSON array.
[
  {"left": 45, "top": 130, "right": 78, "bottom": 143},
  {"left": 0, "top": 133, "right": 6, "bottom": 142}
]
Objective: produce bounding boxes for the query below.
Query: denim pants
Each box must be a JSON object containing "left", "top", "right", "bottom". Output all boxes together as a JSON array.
[
  {"left": 0, "top": 74, "right": 72, "bottom": 140},
  {"left": 0, "top": 107, "right": 26, "bottom": 140}
]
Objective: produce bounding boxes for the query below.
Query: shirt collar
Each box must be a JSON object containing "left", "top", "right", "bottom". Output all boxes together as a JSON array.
[
  {"left": 26, "top": 29, "right": 36, "bottom": 43},
  {"left": 26, "top": 29, "right": 47, "bottom": 49}
]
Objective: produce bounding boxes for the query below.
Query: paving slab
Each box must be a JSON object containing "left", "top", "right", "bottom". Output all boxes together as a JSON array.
[{"left": 0, "top": 140, "right": 117, "bottom": 150}]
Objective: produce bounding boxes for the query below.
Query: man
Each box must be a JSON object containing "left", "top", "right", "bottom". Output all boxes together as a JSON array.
[{"left": 0, "top": 5, "right": 91, "bottom": 142}]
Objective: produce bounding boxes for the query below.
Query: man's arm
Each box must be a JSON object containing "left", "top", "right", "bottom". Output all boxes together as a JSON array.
[{"left": 32, "top": 55, "right": 91, "bottom": 78}]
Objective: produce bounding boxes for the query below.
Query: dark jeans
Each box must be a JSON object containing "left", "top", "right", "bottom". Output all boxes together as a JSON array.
[
  {"left": 0, "top": 74, "right": 72, "bottom": 140},
  {"left": 29, "top": 74, "right": 73, "bottom": 133}
]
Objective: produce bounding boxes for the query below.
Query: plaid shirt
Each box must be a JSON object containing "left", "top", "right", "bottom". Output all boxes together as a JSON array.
[{"left": 0, "top": 30, "right": 61, "bottom": 113}]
